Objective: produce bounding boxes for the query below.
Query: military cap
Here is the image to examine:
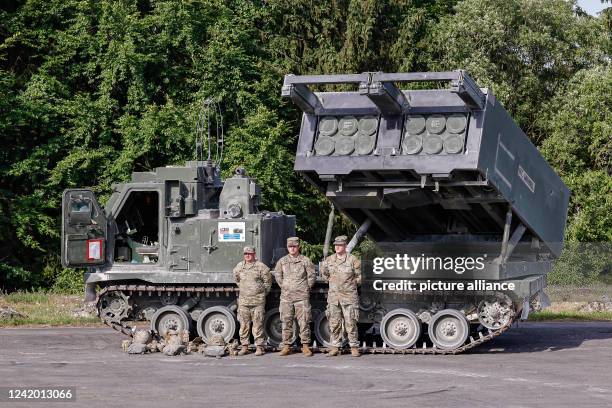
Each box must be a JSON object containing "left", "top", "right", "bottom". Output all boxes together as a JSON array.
[
  {"left": 286, "top": 237, "right": 300, "bottom": 246},
  {"left": 243, "top": 246, "right": 256, "bottom": 254},
  {"left": 333, "top": 235, "right": 348, "bottom": 245}
]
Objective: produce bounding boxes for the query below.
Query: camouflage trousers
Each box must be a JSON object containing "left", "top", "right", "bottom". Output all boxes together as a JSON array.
[
  {"left": 327, "top": 302, "right": 359, "bottom": 347},
  {"left": 237, "top": 304, "right": 265, "bottom": 347},
  {"left": 280, "top": 299, "right": 311, "bottom": 346}
]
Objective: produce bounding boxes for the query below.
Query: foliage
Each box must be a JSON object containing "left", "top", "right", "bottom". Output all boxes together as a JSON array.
[
  {"left": 0, "top": 0, "right": 610, "bottom": 289},
  {"left": 299, "top": 241, "right": 324, "bottom": 264},
  {"left": 430, "top": 0, "right": 608, "bottom": 138},
  {"left": 548, "top": 243, "right": 612, "bottom": 285},
  {"left": 539, "top": 66, "right": 612, "bottom": 242},
  {"left": 529, "top": 310, "right": 612, "bottom": 321},
  {"left": 51, "top": 268, "right": 84, "bottom": 295}
]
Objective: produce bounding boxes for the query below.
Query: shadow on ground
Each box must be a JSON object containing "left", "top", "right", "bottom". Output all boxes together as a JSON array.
[{"left": 469, "top": 321, "right": 612, "bottom": 353}]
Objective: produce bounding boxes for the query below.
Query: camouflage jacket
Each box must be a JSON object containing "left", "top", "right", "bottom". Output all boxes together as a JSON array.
[
  {"left": 233, "top": 260, "right": 272, "bottom": 306},
  {"left": 274, "top": 254, "right": 315, "bottom": 302},
  {"left": 321, "top": 253, "right": 361, "bottom": 304}
]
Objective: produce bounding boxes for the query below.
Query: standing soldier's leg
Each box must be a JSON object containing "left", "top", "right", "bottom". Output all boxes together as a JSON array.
[
  {"left": 342, "top": 303, "right": 361, "bottom": 357},
  {"left": 294, "top": 300, "right": 313, "bottom": 356},
  {"left": 237, "top": 305, "right": 252, "bottom": 355},
  {"left": 279, "top": 300, "right": 295, "bottom": 355},
  {"left": 252, "top": 304, "right": 266, "bottom": 356},
  {"left": 327, "top": 302, "right": 343, "bottom": 356}
]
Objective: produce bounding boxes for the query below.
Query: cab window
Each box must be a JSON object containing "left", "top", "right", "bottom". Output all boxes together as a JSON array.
[
  {"left": 114, "top": 191, "right": 159, "bottom": 263},
  {"left": 68, "top": 198, "right": 93, "bottom": 225}
]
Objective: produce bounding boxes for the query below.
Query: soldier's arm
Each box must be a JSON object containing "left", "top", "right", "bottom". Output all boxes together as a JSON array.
[
  {"left": 305, "top": 257, "right": 316, "bottom": 288},
  {"left": 274, "top": 260, "right": 283, "bottom": 286},
  {"left": 320, "top": 259, "right": 329, "bottom": 282},
  {"left": 233, "top": 263, "right": 241, "bottom": 283},
  {"left": 262, "top": 265, "right": 272, "bottom": 294},
  {"left": 353, "top": 257, "right": 362, "bottom": 286}
]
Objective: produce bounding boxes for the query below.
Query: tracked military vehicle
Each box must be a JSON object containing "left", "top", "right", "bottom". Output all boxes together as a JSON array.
[
  {"left": 281, "top": 71, "right": 570, "bottom": 353},
  {"left": 60, "top": 101, "right": 302, "bottom": 346}
]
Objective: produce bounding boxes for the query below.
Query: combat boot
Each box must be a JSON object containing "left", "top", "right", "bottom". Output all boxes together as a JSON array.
[
  {"left": 326, "top": 347, "right": 340, "bottom": 357},
  {"left": 238, "top": 345, "right": 250, "bottom": 356},
  {"left": 350, "top": 347, "right": 361, "bottom": 357},
  {"left": 278, "top": 345, "right": 292, "bottom": 356},
  {"left": 302, "top": 344, "right": 313, "bottom": 357},
  {"left": 255, "top": 346, "right": 265, "bottom": 356}
]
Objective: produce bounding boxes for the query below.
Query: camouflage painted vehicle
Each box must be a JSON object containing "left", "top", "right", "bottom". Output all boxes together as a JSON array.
[{"left": 281, "top": 70, "right": 570, "bottom": 352}]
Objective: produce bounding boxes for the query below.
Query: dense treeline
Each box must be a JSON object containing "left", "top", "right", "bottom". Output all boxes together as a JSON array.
[{"left": 0, "top": 0, "right": 610, "bottom": 289}]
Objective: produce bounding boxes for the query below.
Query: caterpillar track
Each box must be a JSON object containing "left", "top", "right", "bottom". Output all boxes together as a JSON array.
[{"left": 96, "top": 284, "right": 515, "bottom": 355}]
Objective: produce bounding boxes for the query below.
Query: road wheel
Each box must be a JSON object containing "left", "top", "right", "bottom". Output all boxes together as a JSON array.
[
  {"left": 150, "top": 305, "right": 192, "bottom": 337},
  {"left": 196, "top": 306, "right": 236, "bottom": 343},
  {"left": 380, "top": 308, "right": 421, "bottom": 349},
  {"left": 428, "top": 309, "right": 469, "bottom": 350}
]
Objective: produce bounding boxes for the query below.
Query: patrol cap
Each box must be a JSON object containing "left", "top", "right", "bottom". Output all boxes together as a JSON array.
[
  {"left": 243, "top": 246, "right": 256, "bottom": 254},
  {"left": 333, "top": 235, "right": 348, "bottom": 245},
  {"left": 286, "top": 237, "right": 300, "bottom": 247}
]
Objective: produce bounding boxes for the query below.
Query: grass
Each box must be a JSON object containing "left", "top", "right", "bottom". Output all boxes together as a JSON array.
[
  {"left": 546, "top": 283, "right": 612, "bottom": 303},
  {"left": 0, "top": 291, "right": 101, "bottom": 327},
  {"left": 529, "top": 310, "right": 612, "bottom": 321}
]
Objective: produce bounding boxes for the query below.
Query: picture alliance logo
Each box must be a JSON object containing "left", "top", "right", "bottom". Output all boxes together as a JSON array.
[{"left": 372, "top": 254, "right": 487, "bottom": 275}]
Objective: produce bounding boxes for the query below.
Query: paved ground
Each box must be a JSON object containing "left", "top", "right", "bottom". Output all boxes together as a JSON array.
[{"left": 1, "top": 322, "right": 612, "bottom": 408}]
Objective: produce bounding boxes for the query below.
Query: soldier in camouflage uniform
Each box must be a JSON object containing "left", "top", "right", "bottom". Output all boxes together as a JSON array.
[
  {"left": 321, "top": 235, "right": 362, "bottom": 357},
  {"left": 233, "top": 246, "right": 272, "bottom": 356},
  {"left": 274, "top": 237, "right": 316, "bottom": 356}
]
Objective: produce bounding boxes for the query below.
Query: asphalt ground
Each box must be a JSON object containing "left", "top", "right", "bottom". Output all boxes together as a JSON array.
[{"left": 1, "top": 322, "right": 611, "bottom": 408}]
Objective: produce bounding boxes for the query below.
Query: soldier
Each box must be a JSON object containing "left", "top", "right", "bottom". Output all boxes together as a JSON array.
[
  {"left": 274, "top": 237, "right": 316, "bottom": 357},
  {"left": 321, "top": 235, "right": 361, "bottom": 357},
  {"left": 233, "top": 246, "right": 272, "bottom": 356}
]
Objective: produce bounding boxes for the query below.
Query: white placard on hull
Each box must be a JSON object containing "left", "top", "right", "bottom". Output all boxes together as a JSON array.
[{"left": 218, "top": 222, "right": 246, "bottom": 242}]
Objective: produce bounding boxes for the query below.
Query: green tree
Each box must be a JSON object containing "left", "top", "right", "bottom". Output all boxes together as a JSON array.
[
  {"left": 430, "top": 0, "right": 607, "bottom": 139},
  {"left": 539, "top": 66, "right": 611, "bottom": 242}
]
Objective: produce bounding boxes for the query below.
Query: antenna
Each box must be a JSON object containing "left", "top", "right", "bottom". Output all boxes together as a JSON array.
[{"left": 195, "top": 97, "right": 224, "bottom": 169}]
